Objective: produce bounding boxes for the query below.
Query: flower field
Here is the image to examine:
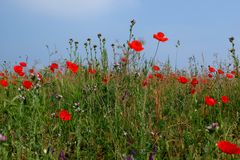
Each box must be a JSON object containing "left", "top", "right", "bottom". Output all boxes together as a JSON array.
[{"left": 0, "top": 21, "right": 240, "bottom": 159}]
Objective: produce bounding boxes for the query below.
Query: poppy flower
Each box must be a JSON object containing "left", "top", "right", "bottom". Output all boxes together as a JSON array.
[
  {"left": 50, "top": 63, "right": 58, "bottom": 73},
  {"left": 153, "top": 32, "right": 168, "bottom": 42},
  {"left": 128, "top": 40, "right": 144, "bottom": 52},
  {"left": 102, "top": 76, "right": 110, "bottom": 84},
  {"left": 191, "top": 78, "right": 198, "bottom": 86},
  {"left": 208, "top": 74, "right": 213, "bottom": 78},
  {"left": 200, "top": 78, "right": 208, "bottom": 84},
  {"left": 19, "top": 62, "right": 27, "bottom": 67},
  {"left": 231, "top": 71, "right": 235, "bottom": 75},
  {"left": 22, "top": 80, "right": 33, "bottom": 89},
  {"left": 66, "top": 61, "right": 72, "bottom": 68},
  {"left": 142, "top": 78, "right": 149, "bottom": 87},
  {"left": 59, "top": 109, "right": 71, "bottom": 121},
  {"left": 177, "top": 76, "right": 188, "bottom": 84},
  {"left": 121, "top": 57, "right": 128, "bottom": 63},
  {"left": 148, "top": 74, "right": 153, "bottom": 79},
  {"left": 0, "top": 80, "right": 8, "bottom": 87},
  {"left": 226, "top": 73, "right": 234, "bottom": 79},
  {"left": 190, "top": 89, "right": 196, "bottom": 95},
  {"left": 19, "top": 72, "right": 25, "bottom": 77},
  {"left": 66, "top": 61, "right": 78, "bottom": 74},
  {"left": 88, "top": 68, "right": 97, "bottom": 74},
  {"left": 217, "top": 69, "right": 224, "bottom": 75},
  {"left": 217, "top": 141, "right": 240, "bottom": 154},
  {"left": 29, "top": 69, "right": 35, "bottom": 74},
  {"left": 154, "top": 73, "right": 164, "bottom": 80},
  {"left": 13, "top": 65, "right": 23, "bottom": 74},
  {"left": 70, "top": 64, "right": 78, "bottom": 73},
  {"left": 11, "top": 81, "right": 17, "bottom": 85},
  {"left": 221, "top": 96, "right": 229, "bottom": 104},
  {"left": 152, "top": 65, "right": 160, "bottom": 71},
  {"left": 205, "top": 96, "right": 217, "bottom": 106},
  {"left": 208, "top": 66, "right": 216, "bottom": 73}
]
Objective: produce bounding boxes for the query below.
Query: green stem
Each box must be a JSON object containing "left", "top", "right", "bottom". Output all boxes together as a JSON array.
[{"left": 152, "top": 41, "right": 160, "bottom": 65}]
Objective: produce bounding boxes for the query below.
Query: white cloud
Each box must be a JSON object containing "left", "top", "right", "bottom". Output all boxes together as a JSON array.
[{"left": 14, "top": 0, "right": 139, "bottom": 18}]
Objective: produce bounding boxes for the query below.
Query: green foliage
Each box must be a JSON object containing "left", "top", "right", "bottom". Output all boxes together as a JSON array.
[{"left": 0, "top": 66, "right": 239, "bottom": 159}]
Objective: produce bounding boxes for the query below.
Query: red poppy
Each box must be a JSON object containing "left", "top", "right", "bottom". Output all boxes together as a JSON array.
[
  {"left": 19, "top": 62, "right": 27, "bottom": 67},
  {"left": 200, "top": 78, "right": 208, "bottom": 84},
  {"left": 88, "top": 68, "right": 97, "bottom": 74},
  {"left": 177, "top": 76, "right": 188, "bottom": 84},
  {"left": 153, "top": 32, "right": 168, "bottom": 42},
  {"left": 0, "top": 72, "right": 4, "bottom": 77},
  {"left": 142, "top": 78, "right": 149, "bottom": 87},
  {"left": 191, "top": 78, "right": 198, "bottom": 86},
  {"left": 231, "top": 71, "right": 235, "bottom": 75},
  {"left": 190, "top": 89, "right": 196, "bottom": 95},
  {"left": 226, "top": 73, "right": 234, "bottom": 79},
  {"left": 0, "top": 80, "right": 8, "bottom": 87},
  {"left": 66, "top": 61, "right": 71, "bottom": 68},
  {"left": 59, "top": 109, "right": 71, "bottom": 121},
  {"left": 11, "top": 81, "right": 17, "bottom": 85},
  {"left": 152, "top": 65, "right": 160, "bottom": 71},
  {"left": 70, "top": 64, "right": 79, "bottom": 73},
  {"left": 71, "top": 65, "right": 78, "bottom": 74},
  {"left": 217, "top": 69, "right": 224, "bottom": 75},
  {"left": 66, "top": 61, "right": 78, "bottom": 74},
  {"left": 128, "top": 40, "right": 144, "bottom": 52},
  {"left": 29, "top": 69, "right": 35, "bottom": 74},
  {"left": 148, "top": 74, "right": 153, "bottom": 79},
  {"left": 13, "top": 65, "right": 23, "bottom": 74},
  {"left": 217, "top": 141, "right": 240, "bottom": 154},
  {"left": 208, "top": 66, "right": 215, "bottom": 73},
  {"left": 50, "top": 63, "right": 58, "bottom": 73},
  {"left": 205, "top": 96, "right": 217, "bottom": 106},
  {"left": 221, "top": 96, "right": 229, "bottom": 104},
  {"left": 121, "top": 57, "right": 127, "bottom": 63},
  {"left": 102, "top": 76, "right": 110, "bottom": 84},
  {"left": 19, "top": 71, "right": 25, "bottom": 77},
  {"left": 22, "top": 80, "right": 33, "bottom": 89},
  {"left": 154, "top": 73, "right": 164, "bottom": 80},
  {"left": 208, "top": 74, "right": 213, "bottom": 78}
]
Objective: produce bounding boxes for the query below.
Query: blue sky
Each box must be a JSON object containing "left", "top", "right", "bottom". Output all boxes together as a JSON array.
[{"left": 0, "top": 0, "right": 240, "bottom": 69}]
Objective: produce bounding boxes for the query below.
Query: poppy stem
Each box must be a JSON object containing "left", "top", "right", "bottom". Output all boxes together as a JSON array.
[
  {"left": 175, "top": 47, "right": 179, "bottom": 72},
  {"left": 152, "top": 41, "right": 160, "bottom": 65}
]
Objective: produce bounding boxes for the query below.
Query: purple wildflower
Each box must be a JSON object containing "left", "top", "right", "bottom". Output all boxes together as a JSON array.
[
  {"left": 58, "top": 150, "right": 66, "bottom": 160},
  {"left": 0, "top": 133, "right": 7, "bottom": 142},
  {"left": 149, "top": 153, "right": 154, "bottom": 160},
  {"left": 125, "top": 155, "right": 133, "bottom": 160},
  {"left": 130, "top": 149, "right": 137, "bottom": 156},
  {"left": 148, "top": 144, "right": 157, "bottom": 160}
]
